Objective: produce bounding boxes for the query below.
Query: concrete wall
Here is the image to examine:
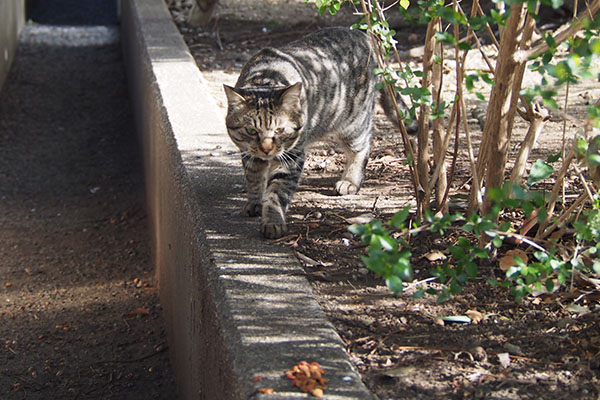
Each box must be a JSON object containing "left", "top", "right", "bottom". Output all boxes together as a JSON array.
[
  {"left": 120, "top": 0, "right": 372, "bottom": 398},
  {"left": 0, "top": 0, "right": 25, "bottom": 92}
]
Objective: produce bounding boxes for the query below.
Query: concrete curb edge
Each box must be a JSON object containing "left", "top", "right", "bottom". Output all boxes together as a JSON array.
[{"left": 120, "top": 0, "right": 373, "bottom": 399}]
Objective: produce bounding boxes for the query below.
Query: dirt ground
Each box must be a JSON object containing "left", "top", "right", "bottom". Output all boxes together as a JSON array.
[
  {"left": 170, "top": 1, "right": 600, "bottom": 399},
  {"left": 0, "top": 8, "right": 176, "bottom": 400}
]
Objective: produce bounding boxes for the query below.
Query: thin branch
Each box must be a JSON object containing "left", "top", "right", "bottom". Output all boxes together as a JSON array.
[
  {"left": 536, "top": 146, "right": 576, "bottom": 237},
  {"left": 517, "top": 0, "right": 600, "bottom": 62},
  {"left": 538, "top": 192, "right": 589, "bottom": 240}
]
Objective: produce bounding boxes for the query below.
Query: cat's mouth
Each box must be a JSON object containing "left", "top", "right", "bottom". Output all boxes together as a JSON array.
[{"left": 256, "top": 152, "right": 281, "bottom": 161}]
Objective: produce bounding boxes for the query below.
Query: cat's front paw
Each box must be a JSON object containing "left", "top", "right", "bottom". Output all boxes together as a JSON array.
[
  {"left": 335, "top": 180, "right": 359, "bottom": 195},
  {"left": 260, "top": 221, "right": 288, "bottom": 239},
  {"left": 242, "top": 201, "right": 262, "bottom": 217}
]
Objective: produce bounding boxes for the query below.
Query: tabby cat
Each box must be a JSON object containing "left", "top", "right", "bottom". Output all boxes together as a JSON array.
[{"left": 224, "top": 27, "right": 415, "bottom": 239}]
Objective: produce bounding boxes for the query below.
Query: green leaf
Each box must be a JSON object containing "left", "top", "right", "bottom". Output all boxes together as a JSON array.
[
  {"left": 492, "top": 237, "right": 503, "bottom": 248},
  {"left": 436, "top": 292, "right": 451, "bottom": 303},
  {"left": 590, "top": 39, "right": 600, "bottom": 54},
  {"left": 362, "top": 252, "right": 385, "bottom": 275},
  {"left": 527, "top": 159, "right": 554, "bottom": 186},
  {"left": 537, "top": 207, "right": 548, "bottom": 224},
  {"left": 545, "top": 278, "right": 555, "bottom": 292},
  {"left": 348, "top": 224, "right": 366, "bottom": 236},
  {"left": 450, "top": 246, "right": 466, "bottom": 259},
  {"left": 466, "top": 261, "right": 478, "bottom": 277},
  {"left": 399, "top": 0, "right": 410, "bottom": 10},
  {"left": 593, "top": 260, "right": 600, "bottom": 274},
  {"left": 386, "top": 275, "right": 404, "bottom": 293},
  {"left": 435, "top": 31, "right": 456, "bottom": 45},
  {"left": 465, "top": 74, "right": 476, "bottom": 91},
  {"left": 390, "top": 206, "right": 411, "bottom": 228},
  {"left": 436, "top": 6, "right": 467, "bottom": 25},
  {"left": 467, "top": 16, "right": 487, "bottom": 30},
  {"left": 473, "top": 248, "right": 489, "bottom": 259},
  {"left": 576, "top": 137, "right": 589, "bottom": 155},
  {"left": 547, "top": 151, "right": 562, "bottom": 163},
  {"left": 458, "top": 42, "right": 472, "bottom": 51},
  {"left": 588, "top": 154, "right": 600, "bottom": 167},
  {"left": 392, "top": 255, "right": 413, "bottom": 281}
]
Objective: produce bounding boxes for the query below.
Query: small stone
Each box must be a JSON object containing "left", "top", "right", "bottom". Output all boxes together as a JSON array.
[{"left": 470, "top": 346, "right": 488, "bottom": 362}]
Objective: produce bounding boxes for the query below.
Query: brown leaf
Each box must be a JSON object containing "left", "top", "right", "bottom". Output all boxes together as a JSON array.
[
  {"left": 286, "top": 361, "right": 326, "bottom": 397},
  {"left": 346, "top": 213, "right": 374, "bottom": 224},
  {"left": 423, "top": 250, "right": 447, "bottom": 262},
  {"left": 257, "top": 387, "right": 274, "bottom": 394},
  {"left": 126, "top": 307, "right": 150, "bottom": 318},
  {"left": 499, "top": 249, "right": 528, "bottom": 272},
  {"left": 465, "top": 309, "right": 484, "bottom": 324}
]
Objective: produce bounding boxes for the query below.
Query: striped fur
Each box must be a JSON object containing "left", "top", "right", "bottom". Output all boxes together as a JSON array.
[{"left": 224, "top": 27, "right": 413, "bottom": 239}]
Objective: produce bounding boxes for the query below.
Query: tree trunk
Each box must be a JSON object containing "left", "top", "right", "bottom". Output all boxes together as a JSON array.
[
  {"left": 417, "top": 19, "right": 439, "bottom": 213},
  {"left": 469, "top": 3, "right": 528, "bottom": 215}
]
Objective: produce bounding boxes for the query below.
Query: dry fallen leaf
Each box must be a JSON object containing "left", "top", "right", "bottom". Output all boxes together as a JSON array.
[
  {"left": 126, "top": 307, "right": 150, "bottom": 318},
  {"left": 257, "top": 387, "right": 274, "bottom": 394},
  {"left": 346, "top": 213, "right": 374, "bottom": 225},
  {"left": 498, "top": 352, "right": 511, "bottom": 368},
  {"left": 499, "top": 249, "right": 528, "bottom": 272},
  {"left": 293, "top": 250, "right": 321, "bottom": 266},
  {"left": 382, "top": 365, "right": 417, "bottom": 378},
  {"left": 286, "top": 361, "right": 326, "bottom": 397},
  {"left": 465, "top": 309, "right": 484, "bottom": 324},
  {"left": 423, "top": 250, "right": 447, "bottom": 262}
]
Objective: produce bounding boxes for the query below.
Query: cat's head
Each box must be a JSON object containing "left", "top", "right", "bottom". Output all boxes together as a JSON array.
[{"left": 223, "top": 82, "right": 305, "bottom": 160}]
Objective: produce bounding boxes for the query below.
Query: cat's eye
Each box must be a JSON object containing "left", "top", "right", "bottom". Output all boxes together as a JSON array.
[
  {"left": 247, "top": 128, "right": 258, "bottom": 136},
  {"left": 274, "top": 128, "right": 285, "bottom": 135}
]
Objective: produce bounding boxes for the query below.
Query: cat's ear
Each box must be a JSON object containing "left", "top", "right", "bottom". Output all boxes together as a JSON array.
[
  {"left": 279, "top": 82, "right": 303, "bottom": 109},
  {"left": 223, "top": 85, "right": 246, "bottom": 108}
]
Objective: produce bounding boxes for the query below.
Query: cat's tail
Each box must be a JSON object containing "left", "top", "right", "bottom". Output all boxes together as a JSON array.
[{"left": 378, "top": 88, "right": 419, "bottom": 134}]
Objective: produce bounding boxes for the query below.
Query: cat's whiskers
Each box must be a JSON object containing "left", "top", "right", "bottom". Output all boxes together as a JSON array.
[
  {"left": 241, "top": 152, "right": 256, "bottom": 171},
  {"left": 277, "top": 151, "right": 301, "bottom": 172}
]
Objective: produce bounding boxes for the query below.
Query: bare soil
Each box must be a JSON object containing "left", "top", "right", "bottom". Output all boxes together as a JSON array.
[
  {"left": 0, "top": 19, "right": 176, "bottom": 400},
  {"left": 170, "top": 1, "right": 600, "bottom": 398}
]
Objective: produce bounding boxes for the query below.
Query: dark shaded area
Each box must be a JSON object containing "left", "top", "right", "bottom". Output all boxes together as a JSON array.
[
  {"left": 26, "top": 0, "right": 118, "bottom": 26},
  {"left": 0, "top": 2, "right": 176, "bottom": 399}
]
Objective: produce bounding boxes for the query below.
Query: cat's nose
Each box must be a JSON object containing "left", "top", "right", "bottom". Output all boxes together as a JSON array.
[{"left": 260, "top": 138, "right": 274, "bottom": 154}]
